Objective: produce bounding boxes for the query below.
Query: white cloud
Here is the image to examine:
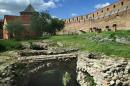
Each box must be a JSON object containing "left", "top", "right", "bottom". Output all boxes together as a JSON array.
[
  {"left": 0, "top": 9, "right": 10, "bottom": 13},
  {"left": 52, "top": 15, "right": 58, "bottom": 18},
  {"left": 40, "top": 1, "right": 56, "bottom": 9},
  {"left": 0, "top": 9, "right": 12, "bottom": 15},
  {"left": 52, "top": 15, "right": 61, "bottom": 19},
  {"left": 0, "top": 0, "right": 62, "bottom": 16},
  {"left": 71, "top": 13, "right": 78, "bottom": 17},
  {"left": 95, "top": 2, "right": 110, "bottom": 9}
]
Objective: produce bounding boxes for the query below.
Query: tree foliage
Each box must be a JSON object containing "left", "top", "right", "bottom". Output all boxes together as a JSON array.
[
  {"left": 6, "top": 19, "right": 25, "bottom": 39},
  {"left": 45, "top": 18, "right": 65, "bottom": 35},
  {"left": 0, "top": 23, "right": 3, "bottom": 29},
  {"left": 30, "top": 12, "right": 64, "bottom": 36}
]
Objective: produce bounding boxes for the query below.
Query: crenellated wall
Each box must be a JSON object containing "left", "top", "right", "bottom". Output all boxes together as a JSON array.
[{"left": 63, "top": 0, "right": 130, "bottom": 33}]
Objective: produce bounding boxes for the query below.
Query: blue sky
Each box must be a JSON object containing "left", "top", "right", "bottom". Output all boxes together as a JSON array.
[{"left": 0, "top": 0, "right": 118, "bottom": 19}]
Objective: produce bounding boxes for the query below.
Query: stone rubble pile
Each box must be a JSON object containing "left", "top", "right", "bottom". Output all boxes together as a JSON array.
[
  {"left": 0, "top": 41, "right": 78, "bottom": 86},
  {"left": 77, "top": 52, "right": 130, "bottom": 86}
]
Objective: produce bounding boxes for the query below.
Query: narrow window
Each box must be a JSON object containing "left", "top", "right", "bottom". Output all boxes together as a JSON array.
[
  {"left": 113, "top": 5, "right": 116, "bottom": 8},
  {"left": 107, "top": 8, "right": 109, "bottom": 11},
  {"left": 121, "top": 2, "right": 124, "bottom": 6},
  {"left": 81, "top": 16, "right": 83, "bottom": 20},
  {"left": 86, "top": 16, "right": 88, "bottom": 19},
  {"left": 101, "top": 10, "right": 103, "bottom": 13},
  {"left": 69, "top": 19, "right": 71, "bottom": 22},
  {"left": 93, "top": 14, "right": 94, "bottom": 17},
  {"left": 97, "top": 12, "right": 98, "bottom": 15},
  {"left": 78, "top": 17, "right": 80, "bottom": 22}
]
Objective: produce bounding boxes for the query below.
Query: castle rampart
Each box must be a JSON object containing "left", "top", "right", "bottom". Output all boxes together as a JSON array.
[{"left": 63, "top": 0, "right": 130, "bottom": 33}]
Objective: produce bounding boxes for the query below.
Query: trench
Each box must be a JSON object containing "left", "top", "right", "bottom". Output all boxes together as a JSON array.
[
  {"left": 13, "top": 57, "right": 81, "bottom": 86},
  {"left": 2, "top": 47, "right": 96, "bottom": 86},
  {"left": 10, "top": 58, "right": 96, "bottom": 86},
  {"left": 25, "top": 59, "right": 81, "bottom": 86},
  {"left": 27, "top": 70, "right": 80, "bottom": 86}
]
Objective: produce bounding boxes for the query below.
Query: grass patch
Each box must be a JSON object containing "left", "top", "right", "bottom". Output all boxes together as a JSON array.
[
  {"left": 1, "top": 30, "right": 130, "bottom": 58},
  {"left": 45, "top": 31, "right": 130, "bottom": 58},
  {"left": 100, "top": 30, "right": 130, "bottom": 38},
  {"left": 85, "top": 72, "right": 96, "bottom": 86},
  {"left": 0, "top": 40, "right": 22, "bottom": 52}
]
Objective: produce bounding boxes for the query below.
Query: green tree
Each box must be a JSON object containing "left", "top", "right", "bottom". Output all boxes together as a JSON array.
[
  {"left": 45, "top": 18, "right": 65, "bottom": 35},
  {"left": 30, "top": 12, "right": 65, "bottom": 36},
  {"left": 30, "top": 13, "right": 41, "bottom": 36},
  {"left": 0, "top": 23, "right": 3, "bottom": 29},
  {"left": 6, "top": 19, "right": 25, "bottom": 39},
  {"left": 30, "top": 12, "right": 52, "bottom": 36},
  {"left": 0, "top": 23, "right": 3, "bottom": 38}
]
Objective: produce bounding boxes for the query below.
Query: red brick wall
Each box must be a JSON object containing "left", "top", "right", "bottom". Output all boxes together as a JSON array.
[{"left": 63, "top": 0, "right": 130, "bottom": 33}]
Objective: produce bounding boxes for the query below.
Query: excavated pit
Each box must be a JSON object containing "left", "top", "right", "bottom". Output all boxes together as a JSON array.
[
  {"left": 0, "top": 41, "right": 82, "bottom": 86},
  {"left": 1, "top": 41, "right": 129, "bottom": 86}
]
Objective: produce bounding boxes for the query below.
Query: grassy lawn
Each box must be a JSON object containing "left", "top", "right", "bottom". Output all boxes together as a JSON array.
[
  {"left": 0, "top": 30, "right": 130, "bottom": 58},
  {"left": 46, "top": 30, "right": 130, "bottom": 58},
  {"left": 100, "top": 30, "right": 130, "bottom": 37}
]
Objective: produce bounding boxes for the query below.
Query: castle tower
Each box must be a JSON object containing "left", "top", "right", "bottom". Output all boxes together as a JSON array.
[{"left": 20, "top": 4, "right": 37, "bottom": 16}]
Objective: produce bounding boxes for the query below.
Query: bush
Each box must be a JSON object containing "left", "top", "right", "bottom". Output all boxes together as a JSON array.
[
  {"left": 0, "top": 44, "right": 6, "bottom": 51},
  {"left": 0, "top": 40, "right": 22, "bottom": 52}
]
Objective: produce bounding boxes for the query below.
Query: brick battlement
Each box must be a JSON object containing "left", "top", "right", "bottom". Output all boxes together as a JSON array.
[{"left": 63, "top": 0, "right": 130, "bottom": 33}]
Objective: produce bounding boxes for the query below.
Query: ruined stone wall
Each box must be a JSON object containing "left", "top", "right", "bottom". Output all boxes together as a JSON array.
[
  {"left": 77, "top": 52, "right": 130, "bottom": 86},
  {"left": 63, "top": 0, "right": 130, "bottom": 33},
  {"left": 0, "top": 41, "right": 130, "bottom": 86}
]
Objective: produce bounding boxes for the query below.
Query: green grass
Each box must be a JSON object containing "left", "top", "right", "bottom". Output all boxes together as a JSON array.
[
  {"left": 100, "top": 30, "right": 130, "bottom": 38},
  {"left": 0, "top": 30, "right": 130, "bottom": 58},
  {"left": 0, "top": 40, "right": 22, "bottom": 52},
  {"left": 45, "top": 31, "right": 130, "bottom": 58},
  {"left": 85, "top": 72, "right": 96, "bottom": 86}
]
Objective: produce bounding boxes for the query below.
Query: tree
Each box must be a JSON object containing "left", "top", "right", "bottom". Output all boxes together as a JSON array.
[
  {"left": 6, "top": 19, "right": 25, "bottom": 39},
  {"left": 0, "top": 23, "right": 3, "bottom": 39},
  {"left": 30, "top": 13, "right": 42, "bottom": 36},
  {"left": 44, "top": 18, "right": 65, "bottom": 35},
  {"left": 0, "top": 23, "right": 2, "bottom": 29},
  {"left": 30, "top": 12, "right": 52, "bottom": 36},
  {"left": 30, "top": 11, "right": 65, "bottom": 36}
]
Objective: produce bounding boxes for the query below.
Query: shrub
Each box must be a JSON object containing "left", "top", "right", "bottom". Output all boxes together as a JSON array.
[{"left": 0, "top": 40, "right": 22, "bottom": 52}]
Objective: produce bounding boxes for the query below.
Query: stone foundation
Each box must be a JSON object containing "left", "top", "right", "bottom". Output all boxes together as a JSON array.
[
  {"left": 77, "top": 52, "right": 130, "bottom": 86},
  {"left": 0, "top": 41, "right": 130, "bottom": 86}
]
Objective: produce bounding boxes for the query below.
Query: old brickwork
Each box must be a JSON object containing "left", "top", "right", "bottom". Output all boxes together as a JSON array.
[{"left": 63, "top": 0, "right": 130, "bottom": 33}]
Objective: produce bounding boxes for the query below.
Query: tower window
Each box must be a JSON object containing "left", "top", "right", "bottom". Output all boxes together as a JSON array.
[{"left": 101, "top": 10, "right": 103, "bottom": 13}]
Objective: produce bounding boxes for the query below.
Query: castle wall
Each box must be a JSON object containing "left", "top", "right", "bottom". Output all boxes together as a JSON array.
[{"left": 63, "top": 0, "right": 130, "bottom": 33}]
